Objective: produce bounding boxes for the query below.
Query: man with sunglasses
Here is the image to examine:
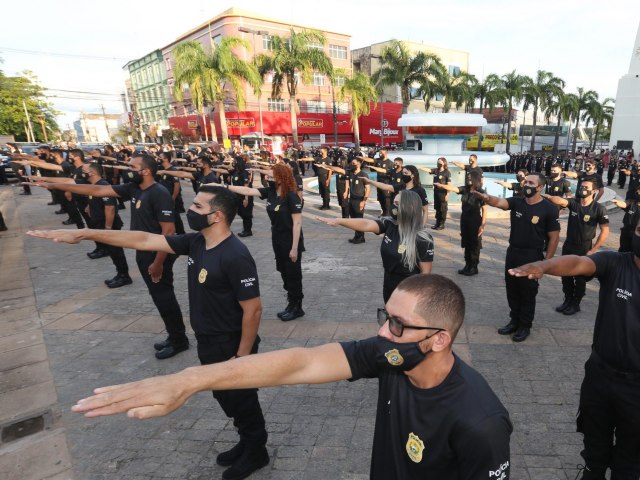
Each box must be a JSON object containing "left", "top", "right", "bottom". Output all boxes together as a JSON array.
[
  {"left": 64, "top": 274, "right": 512, "bottom": 479},
  {"left": 26, "top": 153, "right": 188, "bottom": 360}
]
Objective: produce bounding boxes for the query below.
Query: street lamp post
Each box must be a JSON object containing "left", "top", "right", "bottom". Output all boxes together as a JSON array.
[
  {"left": 369, "top": 54, "right": 384, "bottom": 147},
  {"left": 238, "top": 27, "right": 268, "bottom": 147}
]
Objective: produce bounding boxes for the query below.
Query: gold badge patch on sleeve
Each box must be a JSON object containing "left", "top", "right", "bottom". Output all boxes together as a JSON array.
[
  {"left": 136, "top": 200, "right": 141, "bottom": 209},
  {"left": 397, "top": 244, "right": 407, "bottom": 254},
  {"left": 406, "top": 432, "right": 425, "bottom": 463},
  {"left": 531, "top": 215, "right": 539, "bottom": 224},
  {"left": 198, "top": 268, "right": 208, "bottom": 284}
]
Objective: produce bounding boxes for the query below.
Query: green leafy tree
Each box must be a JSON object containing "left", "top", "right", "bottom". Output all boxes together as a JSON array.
[
  {"left": 0, "top": 67, "right": 58, "bottom": 142},
  {"left": 522, "top": 70, "right": 565, "bottom": 152},
  {"left": 173, "top": 38, "right": 261, "bottom": 143},
  {"left": 338, "top": 71, "right": 378, "bottom": 149},
  {"left": 492, "top": 71, "right": 527, "bottom": 153},
  {"left": 584, "top": 97, "right": 614, "bottom": 149},
  {"left": 371, "top": 39, "right": 444, "bottom": 147},
  {"left": 545, "top": 91, "right": 578, "bottom": 158},
  {"left": 432, "top": 69, "right": 477, "bottom": 113},
  {"left": 571, "top": 87, "right": 598, "bottom": 155},
  {"left": 472, "top": 74, "right": 501, "bottom": 151},
  {"left": 257, "top": 29, "right": 333, "bottom": 148}
]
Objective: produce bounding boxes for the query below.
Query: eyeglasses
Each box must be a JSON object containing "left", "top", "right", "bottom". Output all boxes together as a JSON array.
[{"left": 377, "top": 308, "right": 445, "bottom": 337}]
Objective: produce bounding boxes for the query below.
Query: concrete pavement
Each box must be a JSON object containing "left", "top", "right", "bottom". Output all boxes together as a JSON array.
[{"left": 0, "top": 177, "right": 629, "bottom": 480}]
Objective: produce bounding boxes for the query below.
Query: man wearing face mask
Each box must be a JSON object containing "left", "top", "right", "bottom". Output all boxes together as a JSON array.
[
  {"left": 509, "top": 225, "right": 640, "bottom": 480},
  {"left": 28, "top": 185, "right": 270, "bottom": 480},
  {"left": 613, "top": 189, "right": 640, "bottom": 253},
  {"left": 474, "top": 173, "right": 560, "bottom": 342},
  {"left": 344, "top": 157, "right": 370, "bottom": 244},
  {"left": 543, "top": 180, "right": 610, "bottom": 315},
  {"left": 314, "top": 147, "right": 333, "bottom": 210},
  {"left": 65, "top": 274, "right": 512, "bottom": 480},
  {"left": 158, "top": 156, "right": 218, "bottom": 195},
  {"left": 453, "top": 154, "right": 484, "bottom": 185},
  {"left": 431, "top": 157, "right": 451, "bottom": 230},
  {"left": 369, "top": 147, "right": 394, "bottom": 216},
  {"left": 27, "top": 154, "right": 188, "bottom": 360},
  {"left": 564, "top": 160, "right": 605, "bottom": 201},
  {"left": 494, "top": 169, "right": 528, "bottom": 198},
  {"left": 545, "top": 164, "right": 572, "bottom": 198},
  {"left": 156, "top": 152, "right": 185, "bottom": 235}
]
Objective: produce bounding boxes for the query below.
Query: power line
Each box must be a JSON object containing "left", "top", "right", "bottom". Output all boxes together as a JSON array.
[{"left": 0, "top": 47, "right": 128, "bottom": 61}]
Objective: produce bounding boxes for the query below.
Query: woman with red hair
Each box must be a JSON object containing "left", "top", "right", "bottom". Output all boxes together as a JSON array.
[{"left": 227, "top": 163, "right": 305, "bottom": 321}]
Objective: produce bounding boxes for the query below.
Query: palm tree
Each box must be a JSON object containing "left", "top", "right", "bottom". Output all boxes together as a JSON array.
[
  {"left": 371, "top": 39, "right": 444, "bottom": 147},
  {"left": 209, "top": 36, "right": 262, "bottom": 142},
  {"left": 257, "top": 29, "right": 333, "bottom": 148},
  {"left": 492, "top": 71, "right": 526, "bottom": 153},
  {"left": 472, "top": 74, "right": 501, "bottom": 151},
  {"left": 338, "top": 71, "right": 378, "bottom": 148},
  {"left": 172, "top": 40, "right": 218, "bottom": 141},
  {"left": 584, "top": 97, "right": 614, "bottom": 149},
  {"left": 432, "top": 69, "right": 477, "bottom": 113},
  {"left": 545, "top": 91, "right": 578, "bottom": 159},
  {"left": 571, "top": 87, "right": 598, "bottom": 155},
  {"left": 522, "top": 70, "right": 565, "bottom": 152},
  {"left": 173, "top": 38, "right": 262, "bottom": 144}
]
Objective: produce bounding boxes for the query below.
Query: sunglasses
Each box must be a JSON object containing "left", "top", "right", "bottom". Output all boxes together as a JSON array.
[{"left": 377, "top": 308, "right": 445, "bottom": 337}]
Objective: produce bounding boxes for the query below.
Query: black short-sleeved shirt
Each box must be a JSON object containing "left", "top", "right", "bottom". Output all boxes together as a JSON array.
[
  {"left": 341, "top": 338, "right": 512, "bottom": 479},
  {"left": 316, "top": 156, "right": 332, "bottom": 179},
  {"left": 54, "top": 160, "right": 72, "bottom": 178},
  {"left": 434, "top": 170, "right": 451, "bottom": 196},
  {"left": 157, "top": 168, "right": 180, "bottom": 198},
  {"left": 509, "top": 182, "right": 524, "bottom": 198},
  {"left": 294, "top": 174, "right": 303, "bottom": 192},
  {"left": 88, "top": 179, "right": 121, "bottom": 226},
  {"left": 375, "top": 158, "right": 394, "bottom": 183},
  {"left": 458, "top": 186, "right": 485, "bottom": 215},
  {"left": 193, "top": 171, "right": 219, "bottom": 191},
  {"left": 626, "top": 166, "right": 640, "bottom": 198},
  {"left": 506, "top": 196, "right": 560, "bottom": 250},
  {"left": 348, "top": 170, "right": 369, "bottom": 199},
  {"left": 546, "top": 177, "right": 571, "bottom": 197},
  {"left": 463, "top": 165, "right": 484, "bottom": 183},
  {"left": 258, "top": 186, "right": 305, "bottom": 251},
  {"left": 389, "top": 169, "right": 404, "bottom": 191},
  {"left": 392, "top": 183, "right": 429, "bottom": 206},
  {"left": 576, "top": 171, "right": 604, "bottom": 191},
  {"left": 565, "top": 198, "right": 609, "bottom": 246},
  {"left": 589, "top": 251, "right": 640, "bottom": 372},
  {"left": 112, "top": 182, "right": 175, "bottom": 233},
  {"left": 165, "top": 233, "right": 260, "bottom": 335},
  {"left": 231, "top": 170, "right": 251, "bottom": 187},
  {"left": 375, "top": 218, "right": 434, "bottom": 275}
]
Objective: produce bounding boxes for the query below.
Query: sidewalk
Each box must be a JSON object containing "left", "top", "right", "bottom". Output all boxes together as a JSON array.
[{"left": 0, "top": 179, "right": 629, "bottom": 480}]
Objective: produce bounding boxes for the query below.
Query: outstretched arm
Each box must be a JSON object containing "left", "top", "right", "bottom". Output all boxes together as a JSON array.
[
  {"left": 26, "top": 229, "right": 175, "bottom": 253},
  {"left": 542, "top": 194, "right": 568, "bottom": 208},
  {"left": 226, "top": 184, "right": 262, "bottom": 197},
  {"left": 24, "top": 181, "right": 119, "bottom": 197},
  {"left": 472, "top": 191, "right": 510, "bottom": 210},
  {"left": 508, "top": 254, "right": 596, "bottom": 280},
  {"left": 433, "top": 183, "right": 460, "bottom": 194},
  {"left": 315, "top": 216, "right": 381, "bottom": 234},
  {"left": 71, "top": 343, "right": 352, "bottom": 419},
  {"left": 157, "top": 170, "right": 195, "bottom": 180},
  {"left": 364, "top": 178, "right": 394, "bottom": 193}
]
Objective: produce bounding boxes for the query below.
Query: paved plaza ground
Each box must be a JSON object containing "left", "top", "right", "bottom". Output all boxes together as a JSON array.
[{"left": 0, "top": 176, "right": 628, "bottom": 480}]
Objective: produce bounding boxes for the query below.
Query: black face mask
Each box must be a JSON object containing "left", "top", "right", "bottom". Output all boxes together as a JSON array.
[
  {"left": 550, "top": 172, "right": 560, "bottom": 179},
  {"left": 576, "top": 189, "right": 592, "bottom": 199},
  {"left": 126, "top": 170, "right": 143, "bottom": 185},
  {"left": 516, "top": 175, "right": 525, "bottom": 182},
  {"left": 523, "top": 186, "right": 538, "bottom": 198},
  {"left": 390, "top": 207, "right": 398, "bottom": 220},
  {"left": 402, "top": 174, "right": 412, "bottom": 184},
  {"left": 267, "top": 180, "right": 276, "bottom": 189},
  {"left": 38, "top": 153, "right": 48, "bottom": 160},
  {"left": 633, "top": 234, "right": 640, "bottom": 258},
  {"left": 374, "top": 336, "right": 431, "bottom": 372},
  {"left": 186, "top": 209, "right": 217, "bottom": 231},
  {"left": 81, "top": 172, "right": 90, "bottom": 180}
]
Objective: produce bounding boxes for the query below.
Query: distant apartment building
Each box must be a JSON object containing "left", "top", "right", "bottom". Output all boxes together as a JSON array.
[
  {"left": 352, "top": 40, "right": 470, "bottom": 113},
  {"left": 123, "top": 50, "right": 171, "bottom": 133},
  {"left": 73, "top": 113, "right": 120, "bottom": 143}
]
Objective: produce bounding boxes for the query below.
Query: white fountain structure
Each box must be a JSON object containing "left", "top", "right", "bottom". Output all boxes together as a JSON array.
[{"left": 395, "top": 112, "right": 509, "bottom": 168}]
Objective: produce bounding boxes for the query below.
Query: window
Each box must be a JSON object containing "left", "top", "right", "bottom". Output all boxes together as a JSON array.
[
  {"left": 434, "top": 93, "right": 444, "bottom": 102},
  {"left": 306, "top": 100, "right": 327, "bottom": 113},
  {"left": 154, "top": 64, "right": 160, "bottom": 82},
  {"left": 353, "top": 61, "right": 361, "bottom": 72},
  {"left": 329, "top": 44, "right": 347, "bottom": 60},
  {"left": 307, "top": 41, "right": 323, "bottom": 50},
  {"left": 262, "top": 35, "right": 273, "bottom": 50},
  {"left": 268, "top": 98, "right": 286, "bottom": 112},
  {"left": 212, "top": 34, "right": 221, "bottom": 45},
  {"left": 410, "top": 86, "right": 421, "bottom": 99},
  {"left": 313, "top": 72, "right": 325, "bottom": 86},
  {"left": 336, "top": 102, "right": 349, "bottom": 114},
  {"left": 165, "top": 57, "right": 172, "bottom": 71},
  {"left": 448, "top": 65, "right": 460, "bottom": 76},
  {"left": 334, "top": 76, "right": 345, "bottom": 87}
]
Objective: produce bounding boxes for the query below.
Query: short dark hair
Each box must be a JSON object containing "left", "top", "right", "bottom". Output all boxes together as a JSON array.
[
  {"left": 198, "top": 185, "right": 238, "bottom": 226},
  {"left": 160, "top": 151, "right": 173, "bottom": 163},
  {"left": 516, "top": 168, "right": 528, "bottom": 176},
  {"left": 393, "top": 157, "right": 404, "bottom": 163},
  {"left": 69, "top": 149, "right": 85, "bottom": 161},
  {"left": 529, "top": 172, "right": 546, "bottom": 186},
  {"left": 135, "top": 154, "right": 158, "bottom": 175},
  {"left": 88, "top": 162, "right": 103, "bottom": 177},
  {"left": 396, "top": 274, "right": 465, "bottom": 341}
]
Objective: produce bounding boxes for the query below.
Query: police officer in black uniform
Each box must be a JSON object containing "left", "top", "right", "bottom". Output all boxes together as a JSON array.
[
  {"left": 453, "top": 154, "right": 484, "bottom": 184},
  {"left": 494, "top": 169, "right": 527, "bottom": 198},
  {"left": 69, "top": 274, "right": 512, "bottom": 480},
  {"left": 231, "top": 157, "right": 254, "bottom": 237},
  {"left": 29, "top": 154, "right": 189, "bottom": 360},
  {"left": 372, "top": 147, "right": 394, "bottom": 216},
  {"left": 431, "top": 157, "right": 451, "bottom": 230},
  {"left": 315, "top": 147, "right": 333, "bottom": 210},
  {"left": 544, "top": 179, "right": 610, "bottom": 315},
  {"left": 477, "top": 173, "right": 560, "bottom": 342},
  {"left": 613, "top": 190, "right": 640, "bottom": 252},
  {"left": 30, "top": 185, "right": 271, "bottom": 480},
  {"left": 546, "top": 163, "right": 572, "bottom": 198},
  {"left": 345, "top": 156, "right": 370, "bottom": 244},
  {"left": 509, "top": 228, "right": 640, "bottom": 480},
  {"left": 80, "top": 162, "right": 132, "bottom": 288},
  {"left": 564, "top": 159, "right": 605, "bottom": 201},
  {"left": 157, "top": 152, "right": 185, "bottom": 235}
]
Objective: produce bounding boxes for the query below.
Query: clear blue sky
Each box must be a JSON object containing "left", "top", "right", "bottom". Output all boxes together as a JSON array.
[{"left": 1, "top": 0, "right": 638, "bottom": 128}]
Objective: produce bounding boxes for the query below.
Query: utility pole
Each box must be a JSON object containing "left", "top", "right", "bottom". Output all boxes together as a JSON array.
[
  {"left": 23, "top": 100, "right": 35, "bottom": 142},
  {"left": 100, "top": 104, "right": 112, "bottom": 143},
  {"left": 37, "top": 115, "right": 48, "bottom": 143}
]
